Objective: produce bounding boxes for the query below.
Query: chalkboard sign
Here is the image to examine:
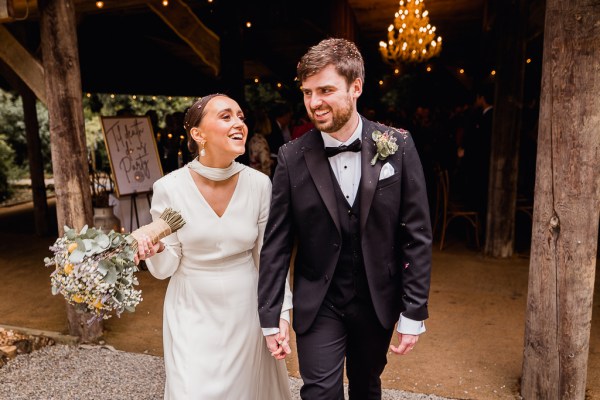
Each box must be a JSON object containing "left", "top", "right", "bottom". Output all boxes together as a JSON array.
[{"left": 100, "top": 116, "right": 163, "bottom": 196}]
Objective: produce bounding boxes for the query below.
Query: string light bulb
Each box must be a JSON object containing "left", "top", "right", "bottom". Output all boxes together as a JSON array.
[
  {"left": 379, "top": 0, "right": 442, "bottom": 66},
  {"left": 95, "top": 1, "right": 104, "bottom": 8}
]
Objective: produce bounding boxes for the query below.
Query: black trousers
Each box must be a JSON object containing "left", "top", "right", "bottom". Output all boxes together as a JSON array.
[{"left": 296, "top": 297, "right": 395, "bottom": 400}]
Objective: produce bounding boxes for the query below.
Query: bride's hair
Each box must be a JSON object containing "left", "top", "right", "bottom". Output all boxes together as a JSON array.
[{"left": 183, "top": 93, "right": 228, "bottom": 156}]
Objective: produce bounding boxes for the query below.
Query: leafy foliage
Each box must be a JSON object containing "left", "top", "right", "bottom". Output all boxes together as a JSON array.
[
  {"left": 44, "top": 225, "right": 142, "bottom": 322},
  {"left": 0, "top": 135, "right": 15, "bottom": 201},
  {"left": 0, "top": 89, "right": 51, "bottom": 177},
  {"left": 244, "top": 82, "right": 283, "bottom": 111}
]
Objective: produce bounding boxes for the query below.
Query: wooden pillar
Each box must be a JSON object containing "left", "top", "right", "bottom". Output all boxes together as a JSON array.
[
  {"left": 484, "top": 0, "right": 527, "bottom": 257},
  {"left": 330, "top": 0, "right": 357, "bottom": 41},
  {"left": 0, "top": 60, "right": 49, "bottom": 236},
  {"left": 38, "top": 0, "right": 101, "bottom": 341},
  {"left": 21, "top": 87, "right": 50, "bottom": 236},
  {"left": 521, "top": 1, "right": 600, "bottom": 398}
]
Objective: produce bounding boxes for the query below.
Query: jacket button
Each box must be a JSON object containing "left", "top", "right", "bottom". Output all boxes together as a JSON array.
[{"left": 325, "top": 274, "right": 329, "bottom": 282}]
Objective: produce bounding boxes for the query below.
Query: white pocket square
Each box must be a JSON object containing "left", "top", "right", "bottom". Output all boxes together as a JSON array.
[{"left": 379, "top": 162, "right": 395, "bottom": 180}]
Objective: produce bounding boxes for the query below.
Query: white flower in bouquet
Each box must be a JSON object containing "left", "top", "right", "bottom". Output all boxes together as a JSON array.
[{"left": 44, "top": 208, "right": 185, "bottom": 323}]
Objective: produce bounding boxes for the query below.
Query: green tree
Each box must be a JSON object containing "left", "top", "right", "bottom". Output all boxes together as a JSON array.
[
  {"left": 0, "top": 134, "right": 15, "bottom": 201},
  {"left": 0, "top": 89, "right": 51, "bottom": 176}
]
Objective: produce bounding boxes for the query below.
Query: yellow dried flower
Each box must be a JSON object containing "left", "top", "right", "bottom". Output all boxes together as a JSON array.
[
  {"left": 67, "top": 242, "right": 78, "bottom": 253},
  {"left": 93, "top": 298, "right": 104, "bottom": 309},
  {"left": 63, "top": 263, "right": 74, "bottom": 274},
  {"left": 72, "top": 294, "right": 85, "bottom": 303}
]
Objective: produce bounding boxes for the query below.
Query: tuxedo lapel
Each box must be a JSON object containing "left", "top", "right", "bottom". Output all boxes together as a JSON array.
[
  {"left": 360, "top": 118, "right": 383, "bottom": 231},
  {"left": 303, "top": 130, "right": 342, "bottom": 235}
]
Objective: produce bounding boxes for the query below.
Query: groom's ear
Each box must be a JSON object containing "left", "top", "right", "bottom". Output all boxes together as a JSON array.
[{"left": 351, "top": 78, "right": 363, "bottom": 99}]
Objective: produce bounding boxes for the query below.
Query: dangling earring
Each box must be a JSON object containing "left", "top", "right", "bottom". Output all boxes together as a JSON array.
[{"left": 200, "top": 141, "right": 206, "bottom": 157}]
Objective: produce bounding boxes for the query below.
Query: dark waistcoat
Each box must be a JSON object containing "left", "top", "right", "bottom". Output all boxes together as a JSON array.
[{"left": 325, "top": 172, "right": 371, "bottom": 307}]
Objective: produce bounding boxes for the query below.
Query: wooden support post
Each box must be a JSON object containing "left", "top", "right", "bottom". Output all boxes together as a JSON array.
[
  {"left": 521, "top": 1, "right": 600, "bottom": 398},
  {"left": 21, "top": 86, "right": 50, "bottom": 236},
  {"left": 484, "top": 0, "right": 527, "bottom": 257},
  {"left": 38, "top": 0, "right": 101, "bottom": 341},
  {"left": 0, "top": 60, "right": 50, "bottom": 236}
]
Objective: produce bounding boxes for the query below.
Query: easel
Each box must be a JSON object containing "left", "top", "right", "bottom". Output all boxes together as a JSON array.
[{"left": 127, "top": 191, "right": 152, "bottom": 232}]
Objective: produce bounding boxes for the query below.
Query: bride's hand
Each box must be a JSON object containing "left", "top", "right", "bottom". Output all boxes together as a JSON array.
[
  {"left": 133, "top": 234, "right": 163, "bottom": 265},
  {"left": 272, "top": 319, "right": 292, "bottom": 360}
]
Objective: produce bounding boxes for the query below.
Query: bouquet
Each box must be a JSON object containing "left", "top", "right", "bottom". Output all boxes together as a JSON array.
[{"left": 44, "top": 208, "right": 185, "bottom": 323}]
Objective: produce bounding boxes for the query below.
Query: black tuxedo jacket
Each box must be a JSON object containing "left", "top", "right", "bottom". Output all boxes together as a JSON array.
[{"left": 258, "top": 116, "right": 432, "bottom": 335}]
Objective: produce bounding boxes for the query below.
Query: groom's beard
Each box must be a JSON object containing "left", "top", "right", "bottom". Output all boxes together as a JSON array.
[{"left": 309, "top": 93, "right": 354, "bottom": 134}]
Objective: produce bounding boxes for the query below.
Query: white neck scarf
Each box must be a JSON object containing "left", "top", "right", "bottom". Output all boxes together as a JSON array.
[{"left": 187, "top": 158, "right": 246, "bottom": 181}]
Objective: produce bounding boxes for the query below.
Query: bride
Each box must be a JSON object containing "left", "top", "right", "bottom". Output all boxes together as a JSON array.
[{"left": 136, "top": 94, "right": 293, "bottom": 399}]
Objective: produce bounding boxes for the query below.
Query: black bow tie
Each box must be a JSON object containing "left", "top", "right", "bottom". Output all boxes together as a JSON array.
[{"left": 324, "top": 138, "right": 362, "bottom": 157}]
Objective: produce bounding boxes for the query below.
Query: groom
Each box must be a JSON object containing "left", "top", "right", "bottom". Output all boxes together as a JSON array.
[{"left": 258, "top": 38, "right": 432, "bottom": 399}]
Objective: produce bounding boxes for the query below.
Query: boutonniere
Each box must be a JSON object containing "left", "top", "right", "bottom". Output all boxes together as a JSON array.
[{"left": 371, "top": 129, "right": 399, "bottom": 165}]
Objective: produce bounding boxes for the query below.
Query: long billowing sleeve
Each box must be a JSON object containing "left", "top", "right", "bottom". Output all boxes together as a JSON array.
[{"left": 144, "top": 178, "right": 182, "bottom": 280}]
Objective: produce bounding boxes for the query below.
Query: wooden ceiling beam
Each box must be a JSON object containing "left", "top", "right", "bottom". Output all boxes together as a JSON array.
[
  {"left": 0, "top": 25, "right": 46, "bottom": 104},
  {"left": 146, "top": 0, "right": 220, "bottom": 77}
]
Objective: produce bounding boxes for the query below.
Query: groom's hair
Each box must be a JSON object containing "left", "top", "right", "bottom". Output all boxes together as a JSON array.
[{"left": 297, "top": 38, "right": 365, "bottom": 87}]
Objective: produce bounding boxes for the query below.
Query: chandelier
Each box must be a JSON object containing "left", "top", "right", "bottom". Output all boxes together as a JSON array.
[{"left": 379, "top": 0, "right": 442, "bottom": 66}]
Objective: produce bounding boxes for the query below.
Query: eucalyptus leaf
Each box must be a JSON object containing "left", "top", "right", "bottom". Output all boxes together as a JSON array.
[
  {"left": 65, "top": 228, "right": 77, "bottom": 241},
  {"left": 89, "top": 243, "right": 102, "bottom": 256},
  {"left": 104, "top": 267, "right": 118, "bottom": 285},
  {"left": 95, "top": 234, "right": 111, "bottom": 249},
  {"left": 97, "top": 259, "right": 112, "bottom": 276},
  {"left": 114, "top": 262, "right": 124, "bottom": 274},
  {"left": 83, "top": 239, "right": 97, "bottom": 252},
  {"left": 68, "top": 249, "right": 85, "bottom": 263},
  {"left": 79, "top": 225, "right": 89, "bottom": 235},
  {"left": 51, "top": 286, "right": 59, "bottom": 295}
]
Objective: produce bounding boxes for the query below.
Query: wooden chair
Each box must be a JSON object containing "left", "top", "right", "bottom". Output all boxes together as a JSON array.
[
  {"left": 516, "top": 195, "right": 534, "bottom": 221},
  {"left": 436, "top": 168, "right": 480, "bottom": 250}
]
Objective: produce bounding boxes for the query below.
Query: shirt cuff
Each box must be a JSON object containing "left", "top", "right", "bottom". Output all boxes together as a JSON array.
[
  {"left": 396, "top": 314, "right": 426, "bottom": 335},
  {"left": 261, "top": 310, "right": 290, "bottom": 337},
  {"left": 262, "top": 327, "right": 279, "bottom": 336}
]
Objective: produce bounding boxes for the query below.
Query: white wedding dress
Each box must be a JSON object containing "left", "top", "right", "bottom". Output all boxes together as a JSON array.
[{"left": 146, "top": 165, "right": 292, "bottom": 400}]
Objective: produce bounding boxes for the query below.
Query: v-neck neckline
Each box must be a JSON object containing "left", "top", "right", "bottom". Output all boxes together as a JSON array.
[{"left": 187, "top": 169, "right": 243, "bottom": 219}]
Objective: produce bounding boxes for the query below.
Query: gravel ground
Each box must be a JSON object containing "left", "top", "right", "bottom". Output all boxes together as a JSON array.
[{"left": 0, "top": 345, "right": 451, "bottom": 400}]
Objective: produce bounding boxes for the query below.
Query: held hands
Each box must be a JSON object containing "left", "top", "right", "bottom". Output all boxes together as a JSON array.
[
  {"left": 390, "top": 333, "right": 418, "bottom": 356},
  {"left": 265, "top": 319, "right": 292, "bottom": 360},
  {"left": 133, "top": 234, "right": 164, "bottom": 265}
]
